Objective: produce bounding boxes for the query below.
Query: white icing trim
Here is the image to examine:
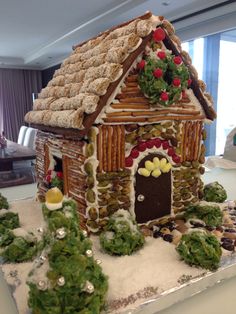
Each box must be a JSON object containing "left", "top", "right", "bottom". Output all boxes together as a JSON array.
[{"left": 45, "top": 201, "right": 63, "bottom": 211}]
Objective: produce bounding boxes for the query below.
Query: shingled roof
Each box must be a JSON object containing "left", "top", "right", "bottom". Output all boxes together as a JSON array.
[{"left": 25, "top": 12, "right": 216, "bottom": 137}]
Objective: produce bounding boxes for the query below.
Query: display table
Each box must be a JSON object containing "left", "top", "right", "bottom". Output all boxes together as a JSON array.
[
  {"left": 0, "top": 140, "right": 35, "bottom": 171},
  {"left": 0, "top": 168, "right": 236, "bottom": 314}
]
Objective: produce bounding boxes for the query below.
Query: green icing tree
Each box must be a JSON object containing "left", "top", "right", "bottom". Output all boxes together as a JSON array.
[{"left": 27, "top": 194, "right": 108, "bottom": 314}]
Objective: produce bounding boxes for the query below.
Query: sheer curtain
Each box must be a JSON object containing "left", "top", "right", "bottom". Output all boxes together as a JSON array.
[{"left": 0, "top": 69, "right": 42, "bottom": 141}]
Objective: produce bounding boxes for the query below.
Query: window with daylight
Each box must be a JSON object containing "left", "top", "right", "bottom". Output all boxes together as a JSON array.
[{"left": 182, "top": 29, "right": 236, "bottom": 156}]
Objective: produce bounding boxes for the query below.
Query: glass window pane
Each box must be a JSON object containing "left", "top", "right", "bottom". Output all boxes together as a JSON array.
[
  {"left": 182, "top": 38, "right": 204, "bottom": 79},
  {"left": 216, "top": 35, "right": 236, "bottom": 155}
]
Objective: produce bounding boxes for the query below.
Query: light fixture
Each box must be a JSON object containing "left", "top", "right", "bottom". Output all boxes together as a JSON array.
[{"left": 162, "top": 1, "right": 171, "bottom": 6}]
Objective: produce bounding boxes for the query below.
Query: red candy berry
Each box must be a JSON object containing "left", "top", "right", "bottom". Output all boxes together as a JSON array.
[
  {"left": 125, "top": 157, "right": 133, "bottom": 167},
  {"left": 46, "top": 175, "right": 51, "bottom": 183},
  {"left": 137, "top": 60, "right": 146, "bottom": 70},
  {"left": 47, "top": 170, "right": 52, "bottom": 175},
  {"left": 173, "top": 78, "right": 181, "bottom": 87},
  {"left": 188, "top": 78, "right": 192, "bottom": 86},
  {"left": 162, "top": 140, "right": 169, "bottom": 150},
  {"left": 172, "top": 154, "right": 181, "bottom": 163},
  {"left": 157, "top": 51, "right": 166, "bottom": 59},
  {"left": 138, "top": 142, "right": 147, "bottom": 152},
  {"left": 130, "top": 149, "right": 139, "bottom": 158},
  {"left": 146, "top": 139, "right": 155, "bottom": 149},
  {"left": 153, "top": 68, "right": 163, "bottom": 78},
  {"left": 160, "top": 92, "right": 169, "bottom": 101},
  {"left": 173, "top": 56, "right": 182, "bottom": 65},
  {"left": 153, "top": 28, "right": 166, "bottom": 42},
  {"left": 167, "top": 147, "right": 175, "bottom": 156},
  {"left": 154, "top": 138, "right": 161, "bottom": 148},
  {"left": 57, "top": 172, "right": 63, "bottom": 178}
]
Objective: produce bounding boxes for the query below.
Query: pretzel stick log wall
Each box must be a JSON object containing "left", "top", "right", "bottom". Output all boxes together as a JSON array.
[
  {"left": 112, "top": 126, "right": 118, "bottom": 171},
  {"left": 107, "top": 126, "right": 113, "bottom": 172},
  {"left": 102, "top": 126, "right": 108, "bottom": 172},
  {"left": 97, "top": 126, "right": 103, "bottom": 172}
]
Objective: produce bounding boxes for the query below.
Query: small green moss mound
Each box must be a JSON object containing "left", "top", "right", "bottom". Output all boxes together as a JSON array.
[
  {"left": 176, "top": 231, "right": 222, "bottom": 270},
  {"left": 0, "top": 193, "right": 9, "bottom": 209},
  {"left": 2, "top": 235, "right": 39, "bottom": 263},
  {"left": 100, "top": 209, "right": 145, "bottom": 256},
  {"left": 0, "top": 211, "right": 20, "bottom": 229},
  {"left": 0, "top": 225, "right": 15, "bottom": 247},
  {"left": 184, "top": 203, "right": 223, "bottom": 227},
  {"left": 203, "top": 181, "right": 227, "bottom": 203}
]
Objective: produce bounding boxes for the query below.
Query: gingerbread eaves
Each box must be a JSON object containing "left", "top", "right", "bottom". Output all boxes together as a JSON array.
[{"left": 25, "top": 11, "right": 216, "bottom": 138}]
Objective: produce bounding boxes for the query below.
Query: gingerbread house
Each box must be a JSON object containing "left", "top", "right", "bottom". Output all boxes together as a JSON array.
[{"left": 25, "top": 12, "right": 216, "bottom": 232}]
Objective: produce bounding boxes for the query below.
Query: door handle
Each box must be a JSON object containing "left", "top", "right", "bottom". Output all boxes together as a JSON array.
[{"left": 137, "top": 194, "right": 145, "bottom": 202}]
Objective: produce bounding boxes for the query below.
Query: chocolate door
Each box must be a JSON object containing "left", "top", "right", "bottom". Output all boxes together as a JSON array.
[{"left": 134, "top": 153, "right": 171, "bottom": 223}]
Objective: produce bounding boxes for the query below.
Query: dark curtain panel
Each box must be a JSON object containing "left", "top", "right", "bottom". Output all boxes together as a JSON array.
[
  {"left": 42, "top": 64, "right": 60, "bottom": 88},
  {"left": 0, "top": 68, "right": 42, "bottom": 141}
]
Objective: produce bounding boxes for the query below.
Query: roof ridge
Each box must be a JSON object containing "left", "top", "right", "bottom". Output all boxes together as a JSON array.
[{"left": 72, "top": 11, "right": 154, "bottom": 50}]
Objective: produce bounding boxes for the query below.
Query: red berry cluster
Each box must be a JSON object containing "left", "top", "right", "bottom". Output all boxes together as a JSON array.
[
  {"left": 46, "top": 170, "right": 63, "bottom": 183},
  {"left": 125, "top": 138, "right": 181, "bottom": 167}
]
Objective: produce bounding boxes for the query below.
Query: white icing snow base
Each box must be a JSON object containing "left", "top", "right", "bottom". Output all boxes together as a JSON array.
[
  {"left": 1, "top": 199, "right": 236, "bottom": 314},
  {"left": 92, "top": 236, "right": 204, "bottom": 313}
]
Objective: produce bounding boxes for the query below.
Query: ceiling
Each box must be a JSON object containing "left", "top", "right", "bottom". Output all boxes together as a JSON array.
[{"left": 0, "top": 0, "right": 235, "bottom": 70}]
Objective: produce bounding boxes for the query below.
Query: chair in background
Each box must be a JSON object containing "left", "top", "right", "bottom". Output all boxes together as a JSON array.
[
  {"left": 13, "top": 127, "right": 37, "bottom": 172},
  {"left": 223, "top": 126, "right": 236, "bottom": 162},
  {"left": 17, "top": 126, "right": 28, "bottom": 145},
  {"left": 23, "top": 127, "right": 37, "bottom": 149}
]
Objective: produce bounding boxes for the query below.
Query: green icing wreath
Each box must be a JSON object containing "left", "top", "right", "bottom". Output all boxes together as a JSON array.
[{"left": 138, "top": 51, "right": 190, "bottom": 106}]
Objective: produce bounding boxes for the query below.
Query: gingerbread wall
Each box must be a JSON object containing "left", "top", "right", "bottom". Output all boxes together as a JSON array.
[
  {"left": 35, "top": 119, "right": 206, "bottom": 232},
  {"left": 35, "top": 132, "right": 87, "bottom": 226}
]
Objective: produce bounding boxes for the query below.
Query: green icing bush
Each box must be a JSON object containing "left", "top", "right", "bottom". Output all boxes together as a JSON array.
[
  {"left": 0, "top": 193, "right": 9, "bottom": 209},
  {"left": 184, "top": 203, "right": 223, "bottom": 227},
  {"left": 176, "top": 231, "right": 222, "bottom": 270},
  {"left": 27, "top": 198, "right": 108, "bottom": 314},
  {"left": 100, "top": 209, "right": 145, "bottom": 256},
  {"left": 203, "top": 181, "right": 227, "bottom": 203}
]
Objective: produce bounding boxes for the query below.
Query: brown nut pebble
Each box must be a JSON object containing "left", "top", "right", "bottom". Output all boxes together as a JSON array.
[
  {"left": 99, "top": 207, "right": 108, "bottom": 218},
  {"left": 160, "top": 227, "right": 171, "bottom": 234},
  {"left": 125, "top": 124, "right": 138, "bottom": 132},
  {"left": 85, "top": 143, "right": 94, "bottom": 157},
  {"left": 199, "top": 167, "right": 205, "bottom": 175},
  {"left": 223, "top": 232, "right": 236, "bottom": 240},
  {"left": 88, "top": 207, "right": 98, "bottom": 220},
  {"left": 140, "top": 226, "right": 153, "bottom": 237},
  {"left": 172, "top": 235, "right": 182, "bottom": 245},
  {"left": 212, "top": 230, "right": 223, "bottom": 238},
  {"left": 98, "top": 219, "right": 108, "bottom": 228}
]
